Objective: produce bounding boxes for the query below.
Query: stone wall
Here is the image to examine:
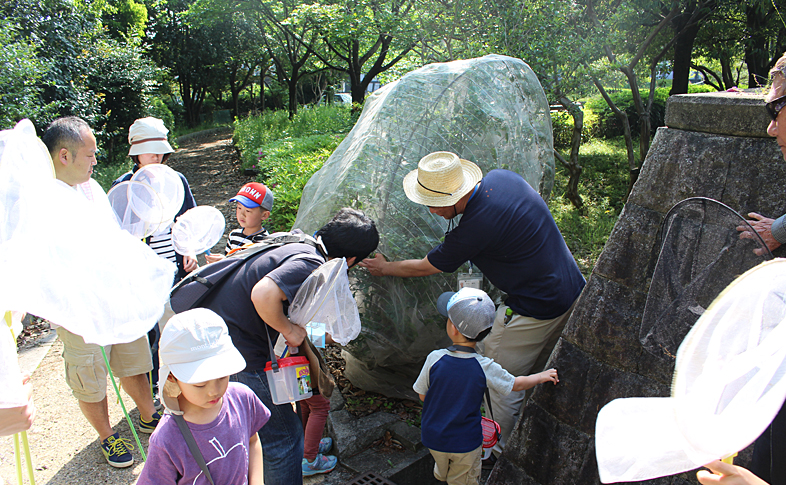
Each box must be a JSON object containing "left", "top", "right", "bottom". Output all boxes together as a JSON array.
[{"left": 488, "top": 91, "right": 786, "bottom": 484}]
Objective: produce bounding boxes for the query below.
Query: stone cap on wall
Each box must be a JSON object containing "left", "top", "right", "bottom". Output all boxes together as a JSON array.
[{"left": 665, "top": 90, "right": 771, "bottom": 138}]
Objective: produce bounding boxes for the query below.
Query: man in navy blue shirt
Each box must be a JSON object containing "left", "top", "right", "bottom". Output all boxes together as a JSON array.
[{"left": 360, "top": 151, "right": 585, "bottom": 463}]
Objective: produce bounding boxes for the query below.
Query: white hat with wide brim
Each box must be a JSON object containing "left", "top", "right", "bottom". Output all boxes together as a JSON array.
[
  {"left": 128, "top": 117, "right": 174, "bottom": 156},
  {"left": 402, "top": 151, "right": 482, "bottom": 207},
  {"left": 595, "top": 259, "right": 786, "bottom": 483}
]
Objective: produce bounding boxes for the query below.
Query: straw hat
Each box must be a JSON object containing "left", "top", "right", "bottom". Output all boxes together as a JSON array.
[
  {"left": 128, "top": 117, "right": 174, "bottom": 156},
  {"left": 402, "top": 151, "right": 483, "bottom": 207}
]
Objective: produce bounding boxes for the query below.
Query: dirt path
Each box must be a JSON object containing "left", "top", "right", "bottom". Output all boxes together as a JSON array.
[{"left": 0, "top": 129, "right": 254, "bottom": 485}]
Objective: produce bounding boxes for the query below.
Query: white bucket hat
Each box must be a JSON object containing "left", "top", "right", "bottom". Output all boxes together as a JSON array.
[
  {"left": 595, "top": 259, "right": 786, "bottom": 483},
  {"left": 402, "top": 151, "right": 482, "bottom": 207},
  {"left": 128, "top": 117, "right": 174, "bottom": 156},
  {"left": 158, "top": 308, "right": 246, "bottom": 414}
]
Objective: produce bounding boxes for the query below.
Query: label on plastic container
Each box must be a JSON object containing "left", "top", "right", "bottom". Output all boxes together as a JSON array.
[{"left": 296, "top": 364, "right": 312, "bottom": 395}]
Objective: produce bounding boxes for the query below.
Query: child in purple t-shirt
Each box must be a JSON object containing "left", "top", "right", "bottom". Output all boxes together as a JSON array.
[{"left": 137, "top": 308, "right": 270, "bottom": 485}]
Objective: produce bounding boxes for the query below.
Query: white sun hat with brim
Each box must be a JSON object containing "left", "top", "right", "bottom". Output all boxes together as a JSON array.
[
  {"left": 402, "top": 151, "right": 483, "bottom": 207},
  {"left": 158, "top": 308, "right": 246, "bottom": 414},
  {"left": 595, "top": 258, "right": 786, "bottom": 483},
  {"left": 128, "top": 117, "right": 174, "bottom": 156}
]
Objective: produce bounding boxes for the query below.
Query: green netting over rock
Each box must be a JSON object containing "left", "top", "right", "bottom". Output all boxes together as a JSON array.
[{"left": 293, "top": 54, "right": 554, "bottom": 399}]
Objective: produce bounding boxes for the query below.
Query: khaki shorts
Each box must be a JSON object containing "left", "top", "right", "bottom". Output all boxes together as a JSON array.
[
  {"left": 57, "top": 327, "right": 152, "bottom": 403},
  {"left": 430, "top": 446, "right": 482, "bottom": 485}
]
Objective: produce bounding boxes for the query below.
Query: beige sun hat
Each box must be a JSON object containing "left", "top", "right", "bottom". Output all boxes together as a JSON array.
[
  {"left": 402, "top": 151, "right": 483, "bottom": 207},
  {"left": 128, "top": 117, "right": 174, "bottom": 156}
]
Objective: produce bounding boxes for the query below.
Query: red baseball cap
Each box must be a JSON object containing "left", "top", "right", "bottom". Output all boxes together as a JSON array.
[{"left": 229, "top": 182, "right": 274, "bottom": 211}]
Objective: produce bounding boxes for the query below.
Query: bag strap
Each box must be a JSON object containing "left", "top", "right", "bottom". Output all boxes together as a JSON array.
[
  {"left": 228, "top": 232, "right": 328, "bottom": 261},
  {"left": 172, "top": 414, "right": 216, "bottom": 485},
  {"left": 447, "top": 345, "right": 501, "bottom": 441}
]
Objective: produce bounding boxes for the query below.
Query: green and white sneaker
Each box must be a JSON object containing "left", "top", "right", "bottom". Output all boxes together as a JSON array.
[
  {"left": 139, "top": 411, "right": 161, "bottom": 434},
  {"left": 101, "top": 432, "right": 134, "bottom": 468}
]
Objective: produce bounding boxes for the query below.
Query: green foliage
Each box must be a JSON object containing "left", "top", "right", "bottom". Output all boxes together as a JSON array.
[
  {"left": 146, "top": 97, "right": 176, "bottom": 133},
  {"left": 252, "top": 134, "right": 342, "bottom": 231},
  {"left": 233, "top": 105, "right": 358, "bottom": 231},
  {"left": 87, "top": 38, "right": 160, "bottom": 164},
  {"left": 103, "top": 0, "right": 148, "bottom": 40},
  {"left": 551, "top": 110, "right": 591, "bottom": 148},
  {"left": 92, "top": 158, "right": 133, "bottom": 192},
  {"left": 234, "top": 105, "right": 358, "bottom": 158},
  {"left": 0, "top": 24, "right": 55, "bottom": 129},
  {"left": 580, "top": 84, "right": 716, "bottom": 140},
  {"left": 551, "top": 137, "right": 630, "bottom": 276},
  {"left": 582, "top": 88, "right": 668, "bottom": 139}
]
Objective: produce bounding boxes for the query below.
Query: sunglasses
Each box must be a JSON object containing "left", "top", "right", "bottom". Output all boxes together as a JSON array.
[{"left": 766, "top": 95, "right": 786, "bottom": 121}]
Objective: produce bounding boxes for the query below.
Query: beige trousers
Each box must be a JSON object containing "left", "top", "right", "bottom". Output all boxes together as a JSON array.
[
  {"left": 477, "top": 300, "right": 576, "bottom": 456},
  {"left": 430, "top": 446, "right": 482, "bottom": 485}
]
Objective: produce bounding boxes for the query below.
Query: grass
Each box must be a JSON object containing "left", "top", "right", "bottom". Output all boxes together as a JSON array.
[{"left": 551, "top": 136, "right": 631, "bottom": 276}]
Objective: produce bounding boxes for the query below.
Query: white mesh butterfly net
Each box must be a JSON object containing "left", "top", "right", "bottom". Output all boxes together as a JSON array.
[
  {"left": 288, "top": 258, "right": 361, "bottom": 346},
  {"left": 596, "top": 259, "right": 786, "bottom": 483},
  {"left": 0, "top": 120, "right": 175, "bottom": 361},
  {"left": 171, "top": 206, "right": 226, "bottom": 257}
]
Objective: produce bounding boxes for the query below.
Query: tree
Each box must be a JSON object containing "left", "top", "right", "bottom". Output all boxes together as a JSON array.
[
  {"left": 87, "top": 39, "right": 159, "bottom": 162},
  {"left": 579, "top": 0, "right": 707, "bottom": 194},
  {"left": 499, "top": 0, "right": 590, "bottom": 209},
  {"left": 147, "top": 0, "right": 226, "bottom": 127},
  {"left": 669, "top": 1, "right": 716, "bottom": 95},
  {"left": 292, "top": 0, "right": 423, "bottom": 105},
  {"left": 3, "top": 0, "right": 158, "bottom": 159},
  {"left": 222, "top": 15, "right": 267, "bottom": 118},
  {"left": 0, "top": 23, "right": 54, "bottom": 129},
  {"left": 103, "top": 0, "right": 149, "bottom": 40}
]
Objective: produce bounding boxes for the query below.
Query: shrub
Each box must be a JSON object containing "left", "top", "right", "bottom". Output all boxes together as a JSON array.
[
  {"left": 253, "top": 134, "right": 344, "bottom": 231},
  {"left": 551, "top": 111, "right": 574, "bottom": 148},
  {"left": 581, "top": 84, "right": 717, "bottom": 140},
  {"left": 146, "top": 97, "right": 176, "bottom": 133},
  {"left": 583, "top": 88, "right": 669, "bottom": 139},
  {"left": 234, "top": 105, "right": 359, "bottom": 231}
]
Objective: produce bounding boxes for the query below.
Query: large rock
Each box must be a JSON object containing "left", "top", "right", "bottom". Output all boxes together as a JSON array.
[
  {"left": 294, "top": 54, "right": 555, "bottom": 399},
  {"left": 490, "top": 91, "right": 786, "bottom": 483}
]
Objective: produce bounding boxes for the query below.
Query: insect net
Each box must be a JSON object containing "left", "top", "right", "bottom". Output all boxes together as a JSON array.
[
  {"left": 597, "top": 259, "right": 786, "bottom": 483},
  {"left": 288, "top": 258, "right": 361, "bottom": 346},
  {"left": 640, "top": 197, "right": 772, "bottom": 361},
  {"left": 172, "top": 206, "right": 226, "bottom": 257},
  {"left": 0, "top": 119, "right": 175, "bottom": 354},
  {"left": 293, "top": 55, "right": 554, "bottom": 395}
]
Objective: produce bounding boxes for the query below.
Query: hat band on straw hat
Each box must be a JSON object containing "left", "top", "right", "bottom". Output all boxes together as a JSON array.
[
  {"left": 131, "top": 137, "right": 167, "bottom": 145},
  {"left": 418, "top": 178, "right": 453, "bottom": 196}
]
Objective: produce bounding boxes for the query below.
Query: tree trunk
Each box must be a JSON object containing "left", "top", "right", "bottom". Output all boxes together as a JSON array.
[
  {"left": 557, "top": 96, "right": 583, "bottom": 210},
  {"left": 670, "top": 15, "right": 701, "bottom": 95},
  {"left": 592, "top": 77, "right": 638, "bottom": 199},
  {"left": 287, "top": 76, "right": 298, "bottom": 119},
  {"left": 745, "top": 5, "right": 770, "bottom": 87}
]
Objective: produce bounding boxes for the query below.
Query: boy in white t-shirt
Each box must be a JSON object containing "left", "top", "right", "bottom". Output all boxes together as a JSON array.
[{"left": 414, "top": 288, "right": 558, "bottom": 485}]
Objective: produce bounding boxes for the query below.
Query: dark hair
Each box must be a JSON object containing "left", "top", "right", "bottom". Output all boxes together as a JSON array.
[
  {"left": 131, "top": 153, "right": 171, "bottom": 167},
  {"left": 41, "top": 116, "right": 91, "bottom": 156},
  {"left": 315, "top": 208, "right": 379, "bottom": 265},
  {"left": 466, "top": 327, "right": 492, "bottom": 343}
]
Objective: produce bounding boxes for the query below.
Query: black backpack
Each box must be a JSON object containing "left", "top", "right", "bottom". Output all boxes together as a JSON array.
[{"left": 169, "top": 231, "right": 327, "bottom": 313}]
